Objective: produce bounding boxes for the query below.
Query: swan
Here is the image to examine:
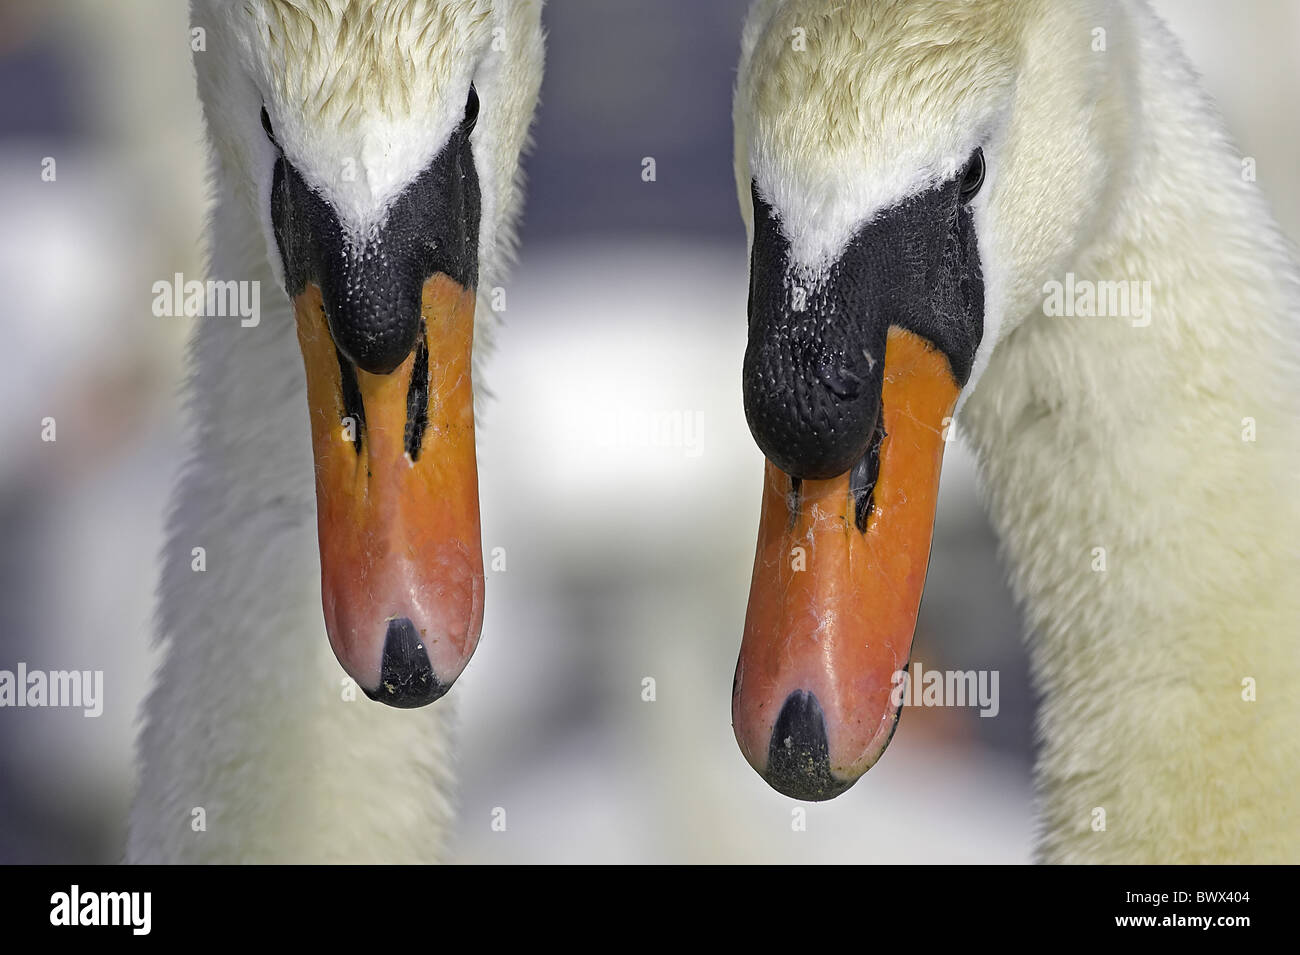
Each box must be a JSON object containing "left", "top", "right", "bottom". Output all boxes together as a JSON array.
[
  {"left": 128, "top": 0, "right": 543, "bottom": 863},
  {"left": 730, "top": 0, "right": 1300, "bottom": 863}
]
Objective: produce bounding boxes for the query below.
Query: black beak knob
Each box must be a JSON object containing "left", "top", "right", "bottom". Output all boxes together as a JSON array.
[{"left": 742, "top": 330, "right": 883, "bottom": 481}]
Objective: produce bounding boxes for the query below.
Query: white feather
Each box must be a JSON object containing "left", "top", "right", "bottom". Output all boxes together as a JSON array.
[
  {"left": 736, "top": 0, "right": 1300, "bottom": 863},
  {"left": 127, "top": 0, "right": 543, "bottom": 864}
]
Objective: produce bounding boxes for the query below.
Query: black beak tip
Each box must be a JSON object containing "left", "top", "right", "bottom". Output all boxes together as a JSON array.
[
  {"left": 361, "top": 617, "right": 450, "bottom": 708},
  {"left": 762, "top": 690, "right": 856, "bottom": 802}
]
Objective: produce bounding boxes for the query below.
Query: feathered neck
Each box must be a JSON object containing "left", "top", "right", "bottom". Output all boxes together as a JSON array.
[
  {"left": 127, "top": 150, "right": 458, "bottom": 864},
  {"left": 961, "top": 2, "right": 1300, "bottom": 863}
]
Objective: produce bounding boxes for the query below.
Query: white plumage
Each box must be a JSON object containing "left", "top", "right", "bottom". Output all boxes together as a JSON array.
[
  {"left": 128, "top": 0, "right": 543, "bottom": 863},
  {"left": 735, "top": 0, "right": 1300, "bottom": 862}
]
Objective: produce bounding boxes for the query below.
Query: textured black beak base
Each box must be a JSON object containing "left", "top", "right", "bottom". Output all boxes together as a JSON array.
[
  {"left": 743, "top": 156, "right": 984, "bottom": 481},
  {"left": 271, "top": 129, "right": 481, "bottom": 376}
]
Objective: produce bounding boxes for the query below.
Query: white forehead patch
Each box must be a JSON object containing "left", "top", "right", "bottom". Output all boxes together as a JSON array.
[
  {"left": 234, "top": 0, "right": 493, "bottom": 233},
  {"left": 751, "top": 138, "right": 980, "bottom": 281},
  {"left": 735, "top": 0, "right": 1017, "bottom": 277},
  {"left": 268, "top": 84, "right": 474, "bottom": 235}
]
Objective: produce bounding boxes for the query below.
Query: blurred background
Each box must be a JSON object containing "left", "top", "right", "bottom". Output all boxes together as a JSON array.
[{"left": 1, "top": 0, "right": 1298, "bottom": 863}]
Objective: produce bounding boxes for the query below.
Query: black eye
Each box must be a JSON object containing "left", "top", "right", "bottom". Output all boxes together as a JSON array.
[
  {"left": 260, "top": 106, "right": 279, "bottom": 147},
  {"left": 959, "top": 147, "right": 985, "bottom": 203},
  {"left": 461, "top": 84, "right": 479, "bottom": 136}
]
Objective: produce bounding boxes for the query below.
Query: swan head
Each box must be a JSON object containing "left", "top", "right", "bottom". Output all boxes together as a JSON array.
[
  {"left": 191, "top": 0, "right": 542, "bottom": 705},
  {"left": 731, "top": 0, "right": 1122, "bottom": 797}
]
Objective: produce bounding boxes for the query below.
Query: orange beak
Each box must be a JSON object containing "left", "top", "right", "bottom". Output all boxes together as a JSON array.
[
  {"left": 292, "top": 274, "right": 483, "bottom": 706},
  {"left": 732, "top": 327, "right": 960, "bottom": 798}
]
